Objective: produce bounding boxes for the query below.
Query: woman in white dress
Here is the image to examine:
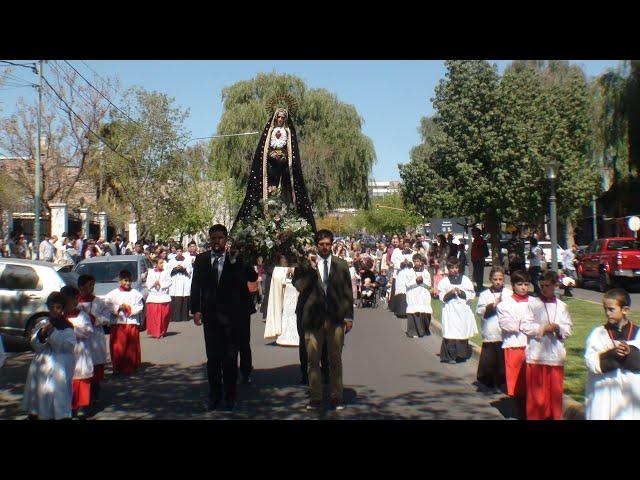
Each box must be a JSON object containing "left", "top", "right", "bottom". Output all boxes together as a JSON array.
[{"left": 277, "top": 269, "right": 300, "bottom": 346}]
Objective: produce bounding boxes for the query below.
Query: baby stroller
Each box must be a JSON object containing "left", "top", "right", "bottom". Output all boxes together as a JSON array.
[{"left": 358, "top": 282, "right": 378, "bottom": 309}]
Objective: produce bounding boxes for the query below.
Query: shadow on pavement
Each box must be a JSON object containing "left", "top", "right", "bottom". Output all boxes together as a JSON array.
[{"left": 2, "top": 356, "right": 509, "bottom": 420}]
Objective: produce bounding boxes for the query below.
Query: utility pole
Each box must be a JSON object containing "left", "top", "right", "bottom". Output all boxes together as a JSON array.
[
  {"left": 591, "top": 194, "right": 598, "bottom": 241},
  {"left": 34, "top": 60, "right": 43, "bottom": 259}
]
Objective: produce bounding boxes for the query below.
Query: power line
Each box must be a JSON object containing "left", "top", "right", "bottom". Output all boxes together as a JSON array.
[
  {"left": 80, "top": 60, "right": 119, "bottom": 97},
  {"left": 63, "top": 60, "right": 141, "bottom": 126},
  {"left": 0, "top": 60, "right": 36, "bottom": 71},
  {"left": 42, "top": 74, "right": 137, "bottom": 166},
  {"left": 48, "top": 61, "right": 103, "bottom": 112}
]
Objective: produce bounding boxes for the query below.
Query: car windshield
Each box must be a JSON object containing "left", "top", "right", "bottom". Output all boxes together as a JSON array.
[
  {"left": 75, "top": 261, "right": 138, "bottom": 283},
  {"left": 59, "top": 271, "right": 79, "bottom": 288},
  {"left": 608, "top": 240, "right": 640, "bottom": 251}
]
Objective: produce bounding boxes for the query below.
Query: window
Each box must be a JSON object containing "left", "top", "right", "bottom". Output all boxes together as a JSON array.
[
  {"left": 75, "top": 262, "right": 139, "bottom": 283},
  {"left": 607, "top": 240, "right": 640, "bottom": 251},
  {"left": 0, "top": 264, "right": 41, "bottom": 290}
]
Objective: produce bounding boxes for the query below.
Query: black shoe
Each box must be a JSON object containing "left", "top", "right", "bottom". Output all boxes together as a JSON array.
[
  {"left": 223, "top": 399, "right": 235, "bottom": 411},
  {"left": 241, "top": 375, "right": 252, "bottom": 385},
  {"left": 331, "top": 400, "right": 346, "bottom": 411},
  {"left": 207, "top": 399, "right": 220, "bottom": 411},
  {"left": 299, "top": 376, "right": 309, "bottom": 385}
]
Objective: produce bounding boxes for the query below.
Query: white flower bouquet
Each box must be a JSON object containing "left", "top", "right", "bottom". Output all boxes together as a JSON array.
[{"left": 233, "top": 189, "right": 315, "bottom": 266}]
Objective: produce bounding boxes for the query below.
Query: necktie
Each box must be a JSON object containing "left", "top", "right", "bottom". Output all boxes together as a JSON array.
[
  {"left": 212, "top": 254, "right": 222, "bottom": 288},
  {"left": 323, "top": 258, "right": 329, "bottom": 293}
]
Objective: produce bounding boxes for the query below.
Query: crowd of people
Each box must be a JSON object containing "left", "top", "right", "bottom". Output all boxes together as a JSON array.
[{"left": 4, "top": 223, "right": 638, "bottom": 420}]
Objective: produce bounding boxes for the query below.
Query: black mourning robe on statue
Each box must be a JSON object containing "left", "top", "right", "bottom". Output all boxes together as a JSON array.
[{"left": 232, "top": 117, "right": 316, "bottom": 234}]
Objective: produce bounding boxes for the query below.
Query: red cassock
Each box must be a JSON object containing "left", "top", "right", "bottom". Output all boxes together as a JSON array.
[
  {"left": 72, "top": 378, "right": 91, "bottom": 410},
  {"left": 109, "top": 324, "right": 141, "bottom": 374},
  {"left": 526, "top": 364, "right": 564, "bottom": 420},
  {"left": 504, "top": 346, "right": 526, "bottom": 398},
  {"left": 146, "top": 303, "right": 171, "bottom": 338}
]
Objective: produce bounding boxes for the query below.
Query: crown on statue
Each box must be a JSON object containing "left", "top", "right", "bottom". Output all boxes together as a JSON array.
[{"left": 266, "top": 93, "right": 299, "bottom": 118}]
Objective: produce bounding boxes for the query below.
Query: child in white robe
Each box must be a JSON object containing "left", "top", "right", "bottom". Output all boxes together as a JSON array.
[
  {"left": 521, "top": 270, "right": 572, "bottom": 420},
  {"left": 438, "top": 256, "right": 477, "bottom": 363},
  {"left": 61, "top": 286, "right": 94, "bottom": 418},
  {"left": 585, "top": 288, "right": 640, "bottom": 420},
  {"left": 23, "top": 292, "right": 76, "bottom": 420},
  {"left": 167, "top": 245, "right": 192, "bottom": 323},
  {"left": 476, "top": 266, "right": 511, "bottom": 391},
  {"left": 104, "top": 269, "right": 144, "bottom": 375},
  {"left": 146, "top": 257, "right": 173, "bottom": 339},
  {"left": 77, "top": 274, "right": 111, "bottom": 405},
  {"left": 405, "top": 253, "right": 432, "bottom": 338},
  {"left": 497, "top": 269, "right": 535, "bottom": 419}
]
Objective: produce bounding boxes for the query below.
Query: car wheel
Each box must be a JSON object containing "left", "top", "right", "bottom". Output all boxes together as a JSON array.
[
  {"left": 599, "top": 271, "right": 611, "bottom": 293},
  {"left": 575, "top": 270, "right": 583, "bottom": 288},
  {"left": 25, "top": 315, "right": 50, "bottom": 348}
]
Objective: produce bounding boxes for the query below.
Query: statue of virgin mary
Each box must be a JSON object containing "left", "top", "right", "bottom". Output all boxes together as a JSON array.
[{"left": 232, "top": 94, "right": 316, "bottom": 233}]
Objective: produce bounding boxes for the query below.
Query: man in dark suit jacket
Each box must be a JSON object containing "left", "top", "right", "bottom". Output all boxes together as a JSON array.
[
  {"left": 292, "top": 229, "right": 354, "bottom": 411},
  {"left": 191, "top": 224, "right": 257, "bottom": 411}
]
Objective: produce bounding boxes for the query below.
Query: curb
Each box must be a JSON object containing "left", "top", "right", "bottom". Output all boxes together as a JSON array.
[{"left": 429, "top": 318, "right": 585, "bottom": 420}]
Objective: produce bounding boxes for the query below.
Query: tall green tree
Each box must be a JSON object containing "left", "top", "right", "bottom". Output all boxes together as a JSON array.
[
  {"left": 400, "top": 60, "right": 506, "bottom": 258},
  {"left": 353, "top": 193, "right": 421, "bottom": 236},
  {"left": 209, "top": 73, "right": 376, "bottom": 215}
]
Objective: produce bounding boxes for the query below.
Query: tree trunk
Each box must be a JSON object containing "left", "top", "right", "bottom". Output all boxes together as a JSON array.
[
  {"left": 565, "top": 218, "right": 575, "bottom": 249},
  {"left": 485, "top": 209, "right": 500, "bottom": 264}
]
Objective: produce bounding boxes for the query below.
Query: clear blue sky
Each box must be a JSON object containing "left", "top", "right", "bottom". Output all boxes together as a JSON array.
[{"left": 1, "top": 60, "right": 621, "bottom": 180}]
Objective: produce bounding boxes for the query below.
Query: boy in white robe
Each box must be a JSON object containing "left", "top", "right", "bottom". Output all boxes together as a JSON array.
[
  {"left": 521, "top": 270, "right": 572, "bottom": 420},
  {"left": 167, "top": 246, "right": 192, "bottom": 323},
  {"left": 77, "top": 274, "right": 111, "bottom": 405},
  {"left": 497, "top": 269, "right": 535, "bottom": 419},
  {"left": 104, "top": 269, "right": 144, "bottom": 375},
  {"left": 405, "top": 253, "right": 432, "bottom": 338},
  {"left": 23, "top": 292, "right": 76, "bottom": 420},
  {"left": 438, "top": 256, "right": 477, "bottom": 363},
  {"left": 61, "top": 286, "right": 94, "bottom": 418},
  {"left": 476, "top": 266, "right": 512, "bottom": 392},
  {"left": 585, "top": 288, "right": 640, "bottom": 420}
]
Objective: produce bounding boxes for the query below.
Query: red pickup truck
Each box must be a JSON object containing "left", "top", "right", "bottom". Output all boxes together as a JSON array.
[{"left": 577, "top": 237, "right": 640, "bottom": 291}]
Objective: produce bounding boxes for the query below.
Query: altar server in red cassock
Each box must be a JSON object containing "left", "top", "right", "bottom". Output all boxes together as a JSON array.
[
  {"left": 521, "top": 270, "right": 572, "bottom": 420},
  {"left": 104, "top": 270, "right": 144, "bottom": 375}
]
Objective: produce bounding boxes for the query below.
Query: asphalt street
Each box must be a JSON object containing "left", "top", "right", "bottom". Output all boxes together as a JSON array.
[{"left": 1, "top": 303, "right": 511, "bottom": 420}]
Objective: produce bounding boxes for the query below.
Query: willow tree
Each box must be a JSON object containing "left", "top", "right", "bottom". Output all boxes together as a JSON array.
[{"left": 209, "top": 73, "right": 376, "bottom": 215}]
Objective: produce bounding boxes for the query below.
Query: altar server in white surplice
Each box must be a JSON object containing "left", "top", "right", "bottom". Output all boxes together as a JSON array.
[
  {"left": 61, "top": 286, "right": 94, "bottom": 418},
  {"left": 585, "top": 288, "right": 640, "bottom": 420},
  {"left": 167, "top": 245, "right": 193, "bottom": 323},
  {"left": 438, "top": 256, "right": 477, "bottom": 364},
  {"left": 23, "top": 292, "right": 76, "bottom": 420}
]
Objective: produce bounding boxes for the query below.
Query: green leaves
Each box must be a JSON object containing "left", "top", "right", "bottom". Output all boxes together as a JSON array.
[{"left": 401, "top": 60, "right": 600, "bottom": 239}]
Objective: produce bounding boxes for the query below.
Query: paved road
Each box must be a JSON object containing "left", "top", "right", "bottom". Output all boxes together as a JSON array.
[{"left": 1, "top": 304, "right": 512, "bottom": 420}]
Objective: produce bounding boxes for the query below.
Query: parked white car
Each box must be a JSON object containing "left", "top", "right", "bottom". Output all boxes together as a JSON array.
[{"left": 0, "top": 258, "right": 78, "bottom": 343}]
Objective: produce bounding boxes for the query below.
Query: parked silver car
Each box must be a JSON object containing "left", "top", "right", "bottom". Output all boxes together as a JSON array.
[
  {"left": 0, "top": 258, "right": 79, "bottom": 341},
  {"left": 73, "top": 255, "right": 151, "bottom": 329}
]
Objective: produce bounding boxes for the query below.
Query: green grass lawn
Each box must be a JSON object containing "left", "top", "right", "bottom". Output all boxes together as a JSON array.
[{"left": 429, "top": 294, "right": 637, "bottom": 403}]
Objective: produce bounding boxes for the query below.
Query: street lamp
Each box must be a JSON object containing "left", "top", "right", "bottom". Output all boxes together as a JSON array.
[{"left": 546, "top": 159, "right": 559, "bottom": 273}]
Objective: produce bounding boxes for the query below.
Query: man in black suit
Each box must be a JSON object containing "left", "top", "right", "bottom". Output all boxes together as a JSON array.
[
  {"left": 191, "top": 224, "right": 257, "bottom": 411},
  {"left": 293, "top": 229, "right": 354, "bottom": 411}
]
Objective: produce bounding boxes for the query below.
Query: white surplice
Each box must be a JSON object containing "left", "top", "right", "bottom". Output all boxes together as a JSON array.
[
  {"left": 438, "top": 275, "right": 478, "bottom": 339},
  {"left": 276, "top": 278, "right": 300, "bottom": 346},
  {"left": 67, "top": 310, "right": 95, "bottom": 380},
  {"left": 23, "top": 324, "right": 76, "bottom": 419},
  {"left": 104, "top": 288, "right": 145, "bottom": 325},
  {"left": 584, "top": 325, "right": 640, "bottom": 420},
  {"left": 264, "top": 267, "right": 288, "bottom": 339},
  {"left": 167, "top": 257, "right": 193, "bottom": 297},
  {"left": 78, "top": 295, "right": 112, "bottom": 366}
]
